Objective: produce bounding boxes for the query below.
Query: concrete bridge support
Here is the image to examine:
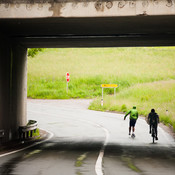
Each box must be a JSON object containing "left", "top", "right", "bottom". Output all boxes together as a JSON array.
[{"left": 0, "top": 35, "right": 27, "bottom": 142}]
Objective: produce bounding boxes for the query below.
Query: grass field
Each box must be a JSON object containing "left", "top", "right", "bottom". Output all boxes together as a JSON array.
[
  {"left": 89, "top": 80, "right": 175, "bottom": 130},
  {"left": 27, "top": 47, "right": 175, "bottom": 130}
]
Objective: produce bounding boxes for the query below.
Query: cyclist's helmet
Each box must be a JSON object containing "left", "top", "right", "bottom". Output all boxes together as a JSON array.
[{"left": 151, "top": 109, "right": 155, "bottom": 113}]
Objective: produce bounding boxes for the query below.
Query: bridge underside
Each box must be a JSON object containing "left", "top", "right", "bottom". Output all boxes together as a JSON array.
[
  {"left": 1, "top": 0, "right": 175, "bottom": 142},
  {"left": 1, "top": 15, "right": 175, "bottom": 47}
]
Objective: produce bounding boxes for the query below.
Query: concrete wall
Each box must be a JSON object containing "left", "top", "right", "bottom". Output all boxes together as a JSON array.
[
  {"left": 0, "top": 34, "right": 27, "bottom": 142},
  {"left": 0, "top": 0, "right": 175, "bottom": 18}
]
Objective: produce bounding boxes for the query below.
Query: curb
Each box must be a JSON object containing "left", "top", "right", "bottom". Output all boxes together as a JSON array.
[{"left": 0, "top": 128, "right": 54, "bottom": 158}]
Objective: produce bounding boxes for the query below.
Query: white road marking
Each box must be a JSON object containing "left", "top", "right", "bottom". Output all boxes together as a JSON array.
[
  {"left": 29, "top": 109, "right": 110, "bottom": 175},
  {"left": 95, "top": 127, "right": 110, "bottom": 175},
  {"left": 95, "top": 150, "right": 104, "bottom": 175},
  {"left": 0, "top": 129, "right": 53, "bottom": 158},
  {"left": 2, "top": 100, "right": 174, "bottom": 175},
  {"left": 1, "top": 106, "right": 110, "bottom": 175}
]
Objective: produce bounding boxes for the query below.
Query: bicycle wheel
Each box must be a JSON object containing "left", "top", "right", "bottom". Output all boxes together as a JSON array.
[
  {"left": 152, "top": 128, "right": 155, "bottom": 143},
  {"left": 153, "top": 134, "right": 155, "bottom": 143}
]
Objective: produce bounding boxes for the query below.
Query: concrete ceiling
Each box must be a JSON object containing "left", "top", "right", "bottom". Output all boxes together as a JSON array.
[{"left": 0, "top": 15, "right": 175, "bottom": 47}]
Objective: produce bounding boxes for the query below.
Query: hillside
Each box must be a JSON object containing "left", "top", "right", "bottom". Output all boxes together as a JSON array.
[{"left": 27, "top": 47, "right": 175, "bottom": 130}]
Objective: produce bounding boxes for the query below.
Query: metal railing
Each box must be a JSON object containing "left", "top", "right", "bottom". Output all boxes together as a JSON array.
[{"left": 18, "top": 120, "right": 38, "bottom": 140}]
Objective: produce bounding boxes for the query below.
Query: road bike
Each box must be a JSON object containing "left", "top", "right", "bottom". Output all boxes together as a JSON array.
[{"left": 151, "top": 125, "right": 156, "bottom": 143}]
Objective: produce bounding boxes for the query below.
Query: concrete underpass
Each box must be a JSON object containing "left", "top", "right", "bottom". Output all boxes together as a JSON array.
[{"left": 0, "top": 0, "right": 175, "bottom": 142}]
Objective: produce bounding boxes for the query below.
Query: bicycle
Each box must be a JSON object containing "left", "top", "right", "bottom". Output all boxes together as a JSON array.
[{"left": 151, "top": 125, "right": 156, "bottom": 143}]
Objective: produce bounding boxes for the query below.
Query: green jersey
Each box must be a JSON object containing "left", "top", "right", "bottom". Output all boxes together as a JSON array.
[{"left": 124, "top": 108, "right": 138, "bottom": 120}]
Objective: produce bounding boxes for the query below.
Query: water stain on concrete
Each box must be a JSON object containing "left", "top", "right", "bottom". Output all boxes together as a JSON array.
[{"left": 121, "top": 155, "right": 142, "bottom": 173}]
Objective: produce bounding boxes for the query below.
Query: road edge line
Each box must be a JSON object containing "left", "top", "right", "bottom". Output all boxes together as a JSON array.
[
  {"left": 95, "top": 126, "right": 109, "bottom": 175},
  {"left": 0, "top": 128, "right": 54, "bottom": 158}
]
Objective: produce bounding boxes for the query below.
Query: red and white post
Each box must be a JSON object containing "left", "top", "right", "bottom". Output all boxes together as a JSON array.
[{"left": 66, "top": 72, "right": 70, "bottom": 93}]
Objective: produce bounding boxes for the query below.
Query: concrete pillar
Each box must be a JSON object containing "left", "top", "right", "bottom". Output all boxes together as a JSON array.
[
  {"left": 0, "top": 35, "right": 11, "bottom": 143},
  {"left": 0, "top": 34, "right": 27, "bottom": 142},
  {"left": 10, "top": 45, "right": 28, "bottom": 140}
]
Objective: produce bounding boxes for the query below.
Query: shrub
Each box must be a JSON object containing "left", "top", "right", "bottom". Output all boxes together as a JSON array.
[
  {"left": 28, "top": 48, "right": 44, "bottom": 58},
  {"left": 121, "top": 104, "right": 127, "bottom": 112}
]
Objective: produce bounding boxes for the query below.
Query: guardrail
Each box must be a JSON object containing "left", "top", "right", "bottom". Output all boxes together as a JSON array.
[
  {"left": 0, "top": 130, "right": 5, "bottom": 144},
  {"left": 18, "top": 120, "right": 38, "bottom": 140},
  {"left": 0, "top": 130, "right": 4, "bottom": 137}
]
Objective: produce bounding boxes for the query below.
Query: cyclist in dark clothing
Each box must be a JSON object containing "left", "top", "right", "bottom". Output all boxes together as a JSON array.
[{"left": 148, "top": 109, "right": 159, "bottom": 140}]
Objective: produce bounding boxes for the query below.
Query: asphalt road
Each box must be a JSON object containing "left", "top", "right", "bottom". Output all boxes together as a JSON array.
[{"left": 0, "top": 99, "right": 175, "bottom": 175}]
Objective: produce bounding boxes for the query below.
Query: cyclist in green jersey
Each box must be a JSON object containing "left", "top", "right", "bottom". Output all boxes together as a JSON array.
[{"left": 124, "top": 106, "right": 138, "bottom": 137}]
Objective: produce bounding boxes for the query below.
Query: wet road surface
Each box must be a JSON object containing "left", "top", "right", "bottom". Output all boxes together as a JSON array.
[{"left": 0, "top": 99, "right": 175, "bottom": 175}]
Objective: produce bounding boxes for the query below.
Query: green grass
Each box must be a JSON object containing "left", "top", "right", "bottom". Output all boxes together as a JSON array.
[
  {"left": 89, "top": 80, "right": 175, "bottom": 130},
  {"left": 28, "top": 47, "right": 175, "bottom": 98},
  {"left": 27, "top": 47, "right": 175, "bottom": 130}
]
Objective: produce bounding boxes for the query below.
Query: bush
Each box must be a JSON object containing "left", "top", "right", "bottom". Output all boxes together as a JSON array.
[
  {"left": 28, "top": 48, "right": 44, "bottom": 57},
  {"left": 121, "top": 104, "right": 127, "bottom": 112}
]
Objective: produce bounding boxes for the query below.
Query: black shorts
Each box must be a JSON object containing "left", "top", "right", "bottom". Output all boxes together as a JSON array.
[{"left": 130, "top": 119, "right": 137, "bottom": 127}]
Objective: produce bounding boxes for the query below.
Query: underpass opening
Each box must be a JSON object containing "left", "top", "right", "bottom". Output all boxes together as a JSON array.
[
  {"left": 0, "top": 6, "right": 175, "bottom": 143},
  {"left": 26, "top": 47, "right": 175, "bottom": 141},
  {"left": 26, "top": 47, "right": 175, "bottom": 175},
  {"left": 0, "top": 1, "right": 175, "bottom": 174}
]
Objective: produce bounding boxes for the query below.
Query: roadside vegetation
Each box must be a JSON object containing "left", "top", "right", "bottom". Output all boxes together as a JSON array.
[
  {"left": 89, "top": 80, "right": 175, "bottom": 130},
  {"left": 28, "top": 48, "right": 45, "bottom": 58},
  {"left": 27, "top": 47, "right": 175, "bottom": 131}
]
